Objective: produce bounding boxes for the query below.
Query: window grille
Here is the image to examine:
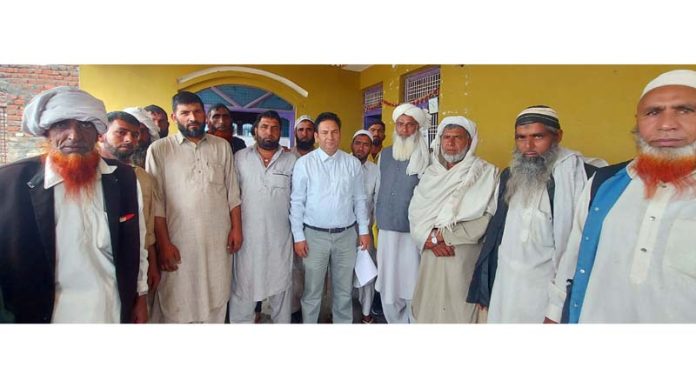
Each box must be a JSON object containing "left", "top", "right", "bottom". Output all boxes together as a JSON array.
[
  {"left": 363, "top": 85, "right": 383, "bottom": 113},
  {"left": 363, "top": 84, "right": 383, "bottom": 129},
  {"left": 404, "top": 67, "right": 440, "bottom": 145}
]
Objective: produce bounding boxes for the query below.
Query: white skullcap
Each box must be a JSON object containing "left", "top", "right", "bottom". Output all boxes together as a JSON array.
[
  {"left": 433, "top": 116, "right": 479, "bottom": 156},
  {"left": 294, "top": 115, "right": 314, "bottom": 129},
  {"left": 392, "top": 103, "right": 430, "bottom": 129},
  {"left": 21, "top": 86, "right": 108, "bottom": 136},
  {"left": 352, "top": 129, "right": 373, "bottom": 141},
  {"left": 641, "top": 69, "right": 696, "bottom": 98},
  {"left": 123, "top": 107, "right": 160, "bottom": 140}
]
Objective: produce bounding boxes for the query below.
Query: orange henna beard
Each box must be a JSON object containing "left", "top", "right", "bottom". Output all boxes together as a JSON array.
[
  {"left": 45, "top": 148, "right": 101, "bottom": 199},
  {"left": 634, "top": 154, "right": 696, "bottom": 198}
]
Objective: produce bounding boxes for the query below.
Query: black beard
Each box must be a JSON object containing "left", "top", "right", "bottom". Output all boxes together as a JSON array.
[
  {"left": 178, "top": 121, "right": 206, "bottom": 138},
  {"left": 101, "top": 141, "right": 134, "bottom": 162},
  {"left": 258, "top": 138, "right": 280, "bottom": 150},
  {"left": 296, "top": 138, "right": 315, "bottom": 150},
  {"left": 372, "top": 138, "right": 383, "bottom": 147}
]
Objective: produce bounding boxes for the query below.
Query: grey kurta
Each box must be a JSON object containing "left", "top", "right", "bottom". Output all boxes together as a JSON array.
[
  {"left": 146, "top": 133, "right": 241, "bottom": 322},
  {"left": 411, "top": 214, "right": 491, "bottom": 323},
  {"left": 233, "top": 146, "right": 297, "bottom": 302}
]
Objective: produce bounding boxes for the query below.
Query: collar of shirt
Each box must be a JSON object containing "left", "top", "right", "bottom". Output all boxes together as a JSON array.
[
  {"left": 175, "top": 132, "right": 209, "bottom": 145},
  {"left": 44, "top": 156, "right": 116, "bottom": 189},
  {"left": 254, "top": 145, "right": 283, "bottom": 164},
  {"left": 316, "top": 147, "right": 340, "bottom": 162}
]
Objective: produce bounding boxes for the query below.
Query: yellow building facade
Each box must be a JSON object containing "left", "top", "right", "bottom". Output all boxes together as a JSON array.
[{"left": 81, "top": 64, "right": 696, "bottom": 168}]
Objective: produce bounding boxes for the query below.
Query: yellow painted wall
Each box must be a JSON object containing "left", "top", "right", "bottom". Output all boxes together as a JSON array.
[
  {"left": 361, "top": 64, "right": 696, "bottom": 167},
  {"left": 81, "top": 64, "right": 696, "bottom": 166},
  {"left": 79, "top": 65, "right": 362, "bottom": 151}
]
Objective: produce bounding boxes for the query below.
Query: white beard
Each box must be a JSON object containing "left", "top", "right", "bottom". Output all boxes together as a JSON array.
[
  {"left": 635, "top": 132, "right": 696, "bottom": 159},
  {"left": 393, "top": 131, "right": 418, "bottom": 161},
  {"left": 441, "top": 146, "right": 468, "bottom": 164}
]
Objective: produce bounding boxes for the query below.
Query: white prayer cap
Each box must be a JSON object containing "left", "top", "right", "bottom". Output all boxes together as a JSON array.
[
  {"left": 433, "top": 115, "right": 479, "bottom": 155},
  {"left": 21, "top": 86, "right": 108, "bottom": 136},
  {"left": 392, "top": 103, "right": 430, "bottom": 129},
  {"left": 641, "top": 69, "right": 696, "bottom": 98},
  {"left": 123, "top": 107, "right": 160, "bottom": 140},
  {"left": 294, "top": 115, "right": 314, "bottom": 129},
  {"left": 352, "top": 129, "right": 373, "bottom": 141}
]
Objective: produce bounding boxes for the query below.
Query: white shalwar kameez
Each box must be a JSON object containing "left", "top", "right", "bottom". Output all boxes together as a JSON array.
[
  {"left": 355, "top": 159, "right": 379, "bottom": 317},
  {"left": 547, "top": 164, "right": 696, "bottom": 323},
  {"left": 488, "top": 149, "right": 587, "bottom": 323},
  {"left": 49, "top": 158, "right": 148, "bottom": 323}
]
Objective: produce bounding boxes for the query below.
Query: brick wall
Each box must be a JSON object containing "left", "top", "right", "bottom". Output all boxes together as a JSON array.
[{"left": 0, "top": 65, "right": 79, "bottom": 165}]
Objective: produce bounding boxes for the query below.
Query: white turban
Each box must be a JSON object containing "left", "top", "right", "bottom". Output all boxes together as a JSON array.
[
  {"left": 123, "top": 107, "right": 160, "bottom": 140},
  {"left": 21, "top": 86, "right": 108, "bottom": 136},
  {"left": 391, "top": 103, "right": 431, "bottom": 177},
  {"left": 352, "top": 129, "right": 373, "bottom": 141},
  {"left": 641, "top": 69, "right": 696, "bottom": 98},
  {"left": 294, "top": 115, "right": 314, "bottom": 129},
  {"left": 432, "top": 116, "right": 479, "bottom": 157},
  {"left": 392, "top": 103, "right": 430, "bottom": 129}
]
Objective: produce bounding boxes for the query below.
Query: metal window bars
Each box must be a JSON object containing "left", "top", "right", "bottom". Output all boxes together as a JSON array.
[{"left": 404, "top": 67, "right": 440, "bottom": 145}]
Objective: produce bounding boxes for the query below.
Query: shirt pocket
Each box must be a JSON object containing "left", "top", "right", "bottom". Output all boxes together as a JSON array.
[
  {"left": 664, "top": 218, "right": 696, "bottom": 279},
  {"left": 268, "top": 170, "right": 291, "bottom": 190},
  {"left": 208, "top": 163, "right": 225, "bottom": 186},
  {"left": 530, "top": 209, "right": 555, "bottom": 248}
]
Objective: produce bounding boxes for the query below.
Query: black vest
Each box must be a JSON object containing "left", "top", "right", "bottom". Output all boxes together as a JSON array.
[{"left": 0, "top": 156, "right": 141, "bottom": 323}]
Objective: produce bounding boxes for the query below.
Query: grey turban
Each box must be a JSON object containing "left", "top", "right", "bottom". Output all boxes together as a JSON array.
[{"left": 21, "top": 86, "right": 108, "bottom": 136}]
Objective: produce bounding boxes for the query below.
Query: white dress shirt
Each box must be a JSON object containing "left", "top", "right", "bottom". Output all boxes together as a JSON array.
[{"left": 290, "top": 148, "right": 369, "bottom": 242}]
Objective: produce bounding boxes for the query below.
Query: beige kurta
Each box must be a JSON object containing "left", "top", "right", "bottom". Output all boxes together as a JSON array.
[
  {"left": 232, "top": 146, "right": 297, "bottom": 301},
  {"left": 133, "top": 166, "right": 156, "bottom": 248},
  {"left": 411, "top": 215, "right": 491, "bottom": 323},
  {"left": 146, "top": 133, "right": 241, "bottom": 322}
]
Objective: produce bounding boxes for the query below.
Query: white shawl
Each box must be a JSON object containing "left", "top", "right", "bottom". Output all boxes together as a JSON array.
[{"left": 408, "top": 116, "right": 499, "bottom": 251}]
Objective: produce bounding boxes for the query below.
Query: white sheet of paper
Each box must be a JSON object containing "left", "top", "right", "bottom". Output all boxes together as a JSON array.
[
  {"left": 354, "top": 247, "right": 377, "bottom": 287},
  {"left": 428, "top": 97, "right": 439, "bottom": 114}
]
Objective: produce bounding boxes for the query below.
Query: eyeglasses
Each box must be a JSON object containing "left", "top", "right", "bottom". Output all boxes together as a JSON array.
[{"left": 395, "top": 121, "right": 418, "bottom": 129}]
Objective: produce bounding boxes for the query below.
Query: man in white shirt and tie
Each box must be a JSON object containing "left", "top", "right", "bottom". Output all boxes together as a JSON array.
[{"left": 290, "top": 112, "right": 371, "bottom": 324}]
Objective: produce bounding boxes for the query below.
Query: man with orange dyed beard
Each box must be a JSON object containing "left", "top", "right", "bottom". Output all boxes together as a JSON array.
[
  {"left": 545, "top": 69, "right": 696, "bottom": 323},
  {"left": 0, "top": 87, "right": 148, "bottom": 323}
]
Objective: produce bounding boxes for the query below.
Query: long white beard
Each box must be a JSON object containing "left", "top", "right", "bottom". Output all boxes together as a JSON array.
[{"left": 393, "top": 131, "right": 418, "bottom": 161}]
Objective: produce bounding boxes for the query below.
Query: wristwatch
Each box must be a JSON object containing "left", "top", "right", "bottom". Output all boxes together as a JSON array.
[{"left": 430, "top": 230, "right": 438, "bottom": 245}]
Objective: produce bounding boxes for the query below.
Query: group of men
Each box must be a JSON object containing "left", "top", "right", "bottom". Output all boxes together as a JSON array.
[{"left": 2, "top": 68, "right": 696, "bottom": 323}]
